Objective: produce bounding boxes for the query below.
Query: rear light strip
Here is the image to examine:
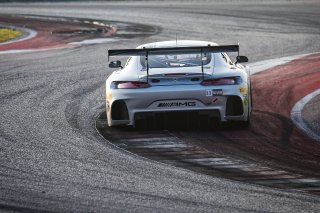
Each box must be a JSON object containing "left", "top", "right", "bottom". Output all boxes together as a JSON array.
[
  {"left": 111, "top": 81, "right": 150, "bottom": 89},
  {"left": 201, "top": 76, "right": 242, "bottom": 86}
]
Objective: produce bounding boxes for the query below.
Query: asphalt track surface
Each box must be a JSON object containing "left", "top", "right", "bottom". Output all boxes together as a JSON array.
[{"left": 1, "top": 0, "right": 320, "bottom": 212}]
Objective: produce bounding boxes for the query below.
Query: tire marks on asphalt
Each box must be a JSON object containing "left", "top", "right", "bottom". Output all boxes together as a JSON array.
[{"left": 96, "top": 113, "right": 320, "bottom": 196}]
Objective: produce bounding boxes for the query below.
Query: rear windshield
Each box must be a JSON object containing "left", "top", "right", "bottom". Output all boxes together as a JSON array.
[{"left": 140, "top": 53, "right": 212, "bottom": 69}]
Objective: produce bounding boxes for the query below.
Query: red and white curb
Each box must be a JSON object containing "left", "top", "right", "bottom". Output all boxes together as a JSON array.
[
  {"left": 249, "top": 53, "right": 320, "bottom": 141},
  {"left": 248, "top": 53, "right": 310, "bottom": 74},
  {"left": 291, "top": 89, "right": 320, "bottom": 141}
]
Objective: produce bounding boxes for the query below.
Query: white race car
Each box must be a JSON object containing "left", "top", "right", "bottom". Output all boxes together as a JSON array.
[{"left": 106, "top": 40, "right": 251, "bottom": 127}]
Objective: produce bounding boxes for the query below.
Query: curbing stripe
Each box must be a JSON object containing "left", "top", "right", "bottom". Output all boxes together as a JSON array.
[
  {"left": 248, "top": 53, "right": 313, "bottom": 75},
  {"left": 249, "top": 52, "right": 320, "bottom": 142},
  {"left": 291, "top": 89, "right": 320, "bottom": 141}
]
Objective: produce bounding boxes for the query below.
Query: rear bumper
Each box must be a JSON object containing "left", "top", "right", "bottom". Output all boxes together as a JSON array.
[{"left": 106, "top": 84, "right": 249, "bottom": 126}]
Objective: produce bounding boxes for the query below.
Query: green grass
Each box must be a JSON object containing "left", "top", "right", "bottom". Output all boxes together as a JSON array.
[{"left": 0, "top": 28, "right": 23, "bottom": 42}]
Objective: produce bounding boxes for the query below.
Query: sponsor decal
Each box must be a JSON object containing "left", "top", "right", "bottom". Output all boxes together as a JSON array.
[
  {"left": 206, "top": 89, "right": 223, "bottom": 96},
  {"left": 157, "top": 101, "right": 196, "bottom": 108},
  {"left": 244, "top": 94, "right": 249, "bottom": 106},
  {"left": 106, "top": 101, "right": 110, "bottom": 112},
  {"left": 106, "top": 92, "right": 112, "bottom": 101},
  {"left": 239, "top": 87, "right": 248, "bottom": 94},
  {"left": 206, "top": 90, "right": 213, "bottom": 96},
  {"left": 212, "top": 89, "right": 223, "bottom": 95}
]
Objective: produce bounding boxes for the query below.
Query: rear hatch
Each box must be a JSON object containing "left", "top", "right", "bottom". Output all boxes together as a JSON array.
[
  {"left": 138, "top": 50, "right": 213, "bottom": 86},
  {"left": 146, "top": 72, "right": 211, "bottom": 86},
  {"left": 138, "top": 63, "right": 214, "bottom": 86}
]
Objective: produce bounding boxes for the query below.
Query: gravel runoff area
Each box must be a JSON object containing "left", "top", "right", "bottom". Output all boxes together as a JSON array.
[{"left": 1, "top": 0, "right": 320, "bottom": 212}]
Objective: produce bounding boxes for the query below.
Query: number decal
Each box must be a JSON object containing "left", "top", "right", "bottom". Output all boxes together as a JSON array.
[{"left": 206, "top": 90, "right": 213, "bottom": 96}]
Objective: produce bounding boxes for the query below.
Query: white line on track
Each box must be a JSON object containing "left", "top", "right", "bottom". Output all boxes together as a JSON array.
[
  {"left": 291, "top": 89, "right": 320, "bottom": 141},
  {"left": 69, "top": 38, "right": 119, "bottom": 45},
  {"left": 0, "top": 46, "right": 75, "bottom": 55},
  {"left": 248, "top": 53, "right": 312, "bottom": 75}
]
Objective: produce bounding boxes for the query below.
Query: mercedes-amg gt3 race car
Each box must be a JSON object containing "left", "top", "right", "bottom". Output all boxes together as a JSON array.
[{"left": 106, "top": 40, "right": 251, "bottom": 127}]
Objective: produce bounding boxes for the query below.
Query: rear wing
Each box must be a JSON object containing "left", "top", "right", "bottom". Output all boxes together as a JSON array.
[
  {"left": 108, "top": 44, "right": 239, "bottom": 59},
  {"left": 108, "top": 44, "right": 240, "bottom": 81}
]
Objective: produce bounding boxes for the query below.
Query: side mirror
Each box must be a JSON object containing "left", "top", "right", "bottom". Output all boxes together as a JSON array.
[
  {"left": 109, "top": 60, "right": 122, "bottom": 68},
  {"left": 236, "top": 56, "right": 248, "bottom": 63}
]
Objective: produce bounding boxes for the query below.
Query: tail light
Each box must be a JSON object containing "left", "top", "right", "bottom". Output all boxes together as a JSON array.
[
  {"left": 111, "top": 81, "right": 150, "bottom": 89},
  {"left": 201, "top": 76, "right": 242, "bottom": 86}
]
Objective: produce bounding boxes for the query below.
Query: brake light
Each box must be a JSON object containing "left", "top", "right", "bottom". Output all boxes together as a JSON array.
[
  {"left": 201, "top": 77, "right": 242, "bottom": 86},
  {"left": 111, "top": 81, "right": 150, "bottom": 89}
]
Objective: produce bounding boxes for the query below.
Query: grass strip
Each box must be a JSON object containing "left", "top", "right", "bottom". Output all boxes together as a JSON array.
[{"left": 0, "top": 28, "right": 23, "bottom": 42}]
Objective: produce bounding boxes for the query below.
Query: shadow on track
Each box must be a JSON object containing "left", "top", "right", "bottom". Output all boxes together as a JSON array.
[{"left": 96, "top": 111, "right": 320, "bottom": 196}]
